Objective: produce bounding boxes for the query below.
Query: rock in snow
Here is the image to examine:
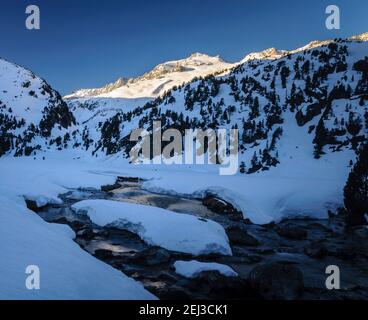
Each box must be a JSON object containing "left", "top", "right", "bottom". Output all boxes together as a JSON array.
[
  {"left": 248, "top": 262, "right": 304, "bottom": 300},
  {"left": 173, "top": 260, "right": 238, "bottom": 278},
  {"left": 71, "top": 200, "right": 232, "bottom": 256}
]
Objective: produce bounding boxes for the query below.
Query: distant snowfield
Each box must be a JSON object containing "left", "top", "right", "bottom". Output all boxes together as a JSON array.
[{"left": 0, "top": 147, "right": 352, "bottom": 299}]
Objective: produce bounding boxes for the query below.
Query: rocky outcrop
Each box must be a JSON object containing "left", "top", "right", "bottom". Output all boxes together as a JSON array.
[
  {"left": 202, "top": 195, "right": 243, "bottom": 220},
  {"left": 248, "top": 263, "right": 304, "bottom": 300},
  {"left": 226, "top": 226, "right": 260, "bottom": 246},
  {"left": 276, "top": 223, "right": 308, "bottom": 240}
]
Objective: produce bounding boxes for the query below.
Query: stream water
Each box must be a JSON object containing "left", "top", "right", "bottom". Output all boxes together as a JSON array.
[{"left": 33, "top": 177, "right": 368, "bottom": 300}]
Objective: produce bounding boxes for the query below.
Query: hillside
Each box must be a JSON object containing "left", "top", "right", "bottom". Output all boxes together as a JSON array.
[
  {"left": 0, "top": 59, "right": 75, "bottom": 157},
  {"left": 1, "top": 33, "right": 368, "bottom": 300},
  {"left": 69, "top": 34, "right": 368, "bottom": 176},
  {"left": 1, "top": 34, "right": 367, "bottom": 178}
]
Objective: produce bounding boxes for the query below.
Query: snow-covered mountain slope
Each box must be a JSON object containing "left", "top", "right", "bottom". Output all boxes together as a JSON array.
[
  {"left": 64, "top": 53, "right": 234, "bottom": 100},
  {"left": 70, "top": 33, "right": 367, "bottom": 173},
  {"left": 241, "top": 47, "right": 288, "bottom": 63},
  {"left": 1, "top": 33, "right": 367, "bottom": 169},
  {"left": 69, "top": 35, "right": 368, "bottom": 102},
  {"left": 65, "top": 77, "right": 129, "bottom": 99},
  {"left": 0, "top": 58, "right": 76, "bottom": 156},
  {"left": 240, "top": 32, "right": 368, "bottom": 63}
]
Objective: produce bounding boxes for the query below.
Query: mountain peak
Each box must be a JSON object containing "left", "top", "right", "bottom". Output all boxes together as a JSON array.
[
  {"left": 241, "top": 47, "right": 287, "bottom": 63},
  {"left": 65, "top": 53, "right": 232, "bottom": 100},
  {"left": 349, "top": 31, "right": 368, "bottom": 41},
  {"left": 188, "top": 52, "right": 211, "bottom": 58},
  {"left": 187, "top": 52, "right": 224, "bottom": 61}
]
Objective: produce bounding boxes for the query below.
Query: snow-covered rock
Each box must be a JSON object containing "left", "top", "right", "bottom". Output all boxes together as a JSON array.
[
  {"left": 71, "top": 199, "right": 232, "bottom": 256},
  {"left": 174, "top": 260, "right": 238, "bottom": 278},
  {"left": 349, "top": 32, "right": 368, "bottom": 42},
  {"left": 241, "top": 47, "right": 288, "bottom": 63}
]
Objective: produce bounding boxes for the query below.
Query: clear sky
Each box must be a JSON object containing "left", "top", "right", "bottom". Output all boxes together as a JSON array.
[{"left": 1, "top": 0, "right": 367, "bottom": 95}]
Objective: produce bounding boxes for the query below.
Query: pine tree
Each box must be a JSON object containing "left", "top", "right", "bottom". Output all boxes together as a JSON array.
[
  {"left": 249, "top": 97, "right": 260, "bottom": 119},
  {"left": 313, "top": 119, "right": 328, "bottom": 158},
  {"left": 280, "top": 66, "right": 290, "bottom": 88},
  {"left": 343, "top": 143, "right": 368, "bottom": 226},
  {"left": 239, "top": 161, "right": 246, "bottom": 174}
]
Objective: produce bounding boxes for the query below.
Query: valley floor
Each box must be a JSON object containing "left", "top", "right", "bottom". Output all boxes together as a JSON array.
[{"left": 0, "top": 151, "right": 364, "bottom": 299}]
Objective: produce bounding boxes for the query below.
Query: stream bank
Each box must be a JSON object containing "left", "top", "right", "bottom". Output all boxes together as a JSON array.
[{"left": 28, "top": 177, "right": 368, "bottom": 300}]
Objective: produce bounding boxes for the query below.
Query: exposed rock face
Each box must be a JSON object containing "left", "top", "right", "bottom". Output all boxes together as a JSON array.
[
  {"left": 276, "top": 223, "right": 308, "bottom": 240},
  {"left": 76, "top": 228, "right": 95, "bottom": 241},
  {"left": 304, "top": 240, "right": 327, "bottom": 259},
  {"left": 348, "top": 226, "right": 368, "bottom": 257},
  {"left": 248, "top": 263, "right": 304, "bottom": 300},
  {"left": 101, "top": 181, "right": 121, "bottom": 192},
  {"left": 202, "top": 195, "right": 243, "bottom": 219},
  {"left": 25, "top": 199, "right": 41, "bottom": 212},
  {"left": 156, "top": 285, "right": 192, "bottom": 300},
  {"left": 142, "top": 247, "right": 172, "bottom": 266},
  {"left": 226, "top": 226, "right": 260, "bottom": 246}
]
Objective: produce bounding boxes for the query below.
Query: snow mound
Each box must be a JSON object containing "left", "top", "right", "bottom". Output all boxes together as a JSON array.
[
  {"left": 0, "top": 196, "right": 156, "bottom": 300},
  {"left": 174, "top": 260, "right": 238, "bottom": 278},
  {"left": 71, "top": 200, "right": 232, "bottom": 256}
]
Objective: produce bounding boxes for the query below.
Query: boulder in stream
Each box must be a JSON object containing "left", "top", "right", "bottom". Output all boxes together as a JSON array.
[
  {"left": 276, "top": 223, "right": 308, "bottom": 240},
  {"left": 248, "top": 262, "right": 304, "bottom": 300},
  {"left": 226, "top": 225, "right": 260, "bottom": 246}
]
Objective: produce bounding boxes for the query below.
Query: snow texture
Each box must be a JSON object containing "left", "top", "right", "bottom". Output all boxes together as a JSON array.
[
  {"left": 72, "top": 199, "right": 232, "bottom": 256},
  {"left": 174, "top": 260, "right": 238, "bottom": 278}
]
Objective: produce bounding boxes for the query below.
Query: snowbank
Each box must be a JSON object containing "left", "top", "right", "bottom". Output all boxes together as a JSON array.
[
  {"left": 0, "top": 196, "right": 155, "bottom": 300},
  {"left": 0, "top": 156, "right": 156, "bottom": 299},
  {"left": 72, "top": 200, "right": 232, "bottom": 256},
  {"left": 174, "top": 260, "right": 238, "bottom": 278}
]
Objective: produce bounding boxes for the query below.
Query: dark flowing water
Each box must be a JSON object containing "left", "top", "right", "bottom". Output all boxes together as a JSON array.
[{"left": 34, "top": 178, "right": 368, "bottom": 300}]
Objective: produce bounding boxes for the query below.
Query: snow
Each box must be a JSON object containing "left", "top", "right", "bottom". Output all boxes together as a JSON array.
[
  {"left": 1, "top": 32, "right": 368, "bottom": 299},
  {"left": 1, "top": 148, "right": 351, "bottom": 228},
  {"left": 68, "top": 32, "right": 368, "bottom": 100},
  {"left": 174, "top": 260, "right": 238, "bottom": 278},
  {"left": 65, "top": 53, "right": 233, "bottom": 100},
  {"left": 132, "top": 149, "right": 352, "bottom": 224},
  {"left": 0, "top": 59, "right": 50, "bottom": 124},
  {"left": 0, "top": 196, "right": 156, "bottom": 300},
  {"left": 71, "top": 199, "right": 232, "bottom": 256},
  {"left": 0, "top": 156, "right": 156, "bottom": 300}
]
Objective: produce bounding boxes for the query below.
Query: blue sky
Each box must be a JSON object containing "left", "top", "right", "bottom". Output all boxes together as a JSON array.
[{"left": 0, "top": 0, "right": 367, "bottom": 95}]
